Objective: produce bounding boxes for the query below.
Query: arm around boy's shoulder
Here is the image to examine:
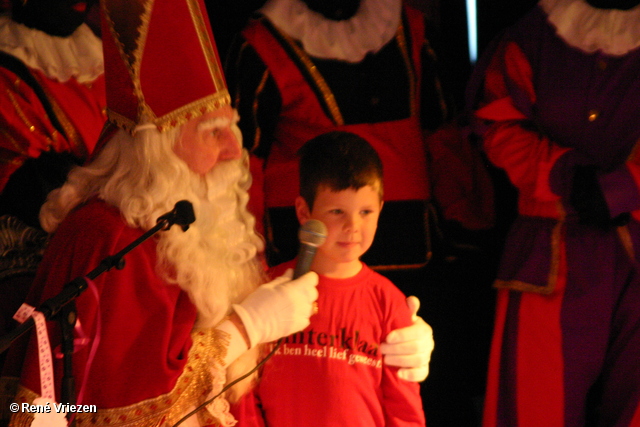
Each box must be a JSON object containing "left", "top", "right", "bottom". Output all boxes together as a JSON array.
[
  {"left": 378, "top": 283, "right": 427, "bottom": 426},
  {"left": 371, "top": 266, "right": 434, "bottom": 384},
  {"left": 378, "top": 286, "right": 427, "bottom": 426}
]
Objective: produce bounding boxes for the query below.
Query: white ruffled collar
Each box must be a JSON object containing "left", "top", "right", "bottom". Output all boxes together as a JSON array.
[
  {"left": 259, "top": 0, "right": 402, "bottom": 63},
  {"left": 541, "top": 0, "right": 640, "bottom": 55},
  {"left": 0, "top": 15, "right": 103, "bottom": 83}
]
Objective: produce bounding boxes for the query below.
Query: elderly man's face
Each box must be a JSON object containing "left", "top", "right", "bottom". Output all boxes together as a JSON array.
[{"left": 174, "top": 106, "right": 242, "bottom": 175}]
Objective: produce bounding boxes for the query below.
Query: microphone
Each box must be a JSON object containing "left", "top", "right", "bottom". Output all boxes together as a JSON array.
[
  {"left": 293, "top": 219, "right": 328, "bottom": 279},
  {"left": 157, "top": 200, "right": 196, "bottom": 231}
]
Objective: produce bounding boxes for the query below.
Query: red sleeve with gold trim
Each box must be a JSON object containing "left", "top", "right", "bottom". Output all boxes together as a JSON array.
[
  {"left": 0, "top": 68, "right": 66, "bottom": 191},
  {"left": 0, "top": 67, "right": 106, "bottom": 193}
]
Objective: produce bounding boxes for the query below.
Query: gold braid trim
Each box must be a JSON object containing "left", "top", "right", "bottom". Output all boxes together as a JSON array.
[
  {"left": 270, "top": 23, "right": 344, "bottom": 126},
  {"left": 187, "top": 0, "right": 227, "bottom": 94},
  {"left": 8, "top": 328, "right": 230, "bottom": 427},
  {"left": 152, "top": 91, "right": 231, "bottom": 133},
  {"left": 421, "top": 38, "right": 447, "bottom": 120},
  {"left": 7, "top": 85, "right": 50, "bottom": 151},
  {"left": 31, "top": 73, "right": 85, "bottom": 158},
  {"left": 106, "top": 91, "right": 231, "bottom": 135},
  {"left": 494, "top": 279, "right": 556, "bottom": 295},
  {"left": 616, "top": 224, "right": 636, "bottom": 264},
  {"left": 251, "top": 70, "right": 270, "bottom": 152},
  {"left": 0, "top": 127, "right": 24, "bottom": 166},
  {"left": 395, "top": 23, "right": 417, "bottom": 117},
  {"left": 5, "top": 86, "right": 30, "bottom": 153},
  {"left": 494, "top": 220, "right": 565, "bottom": 296}
]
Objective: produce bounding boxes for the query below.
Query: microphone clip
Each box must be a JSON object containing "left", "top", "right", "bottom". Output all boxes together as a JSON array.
[{"left": 157, "top": 200, "right": 196, "bottom": 232}]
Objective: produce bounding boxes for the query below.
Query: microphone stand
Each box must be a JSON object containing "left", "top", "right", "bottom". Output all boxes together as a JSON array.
[
  {"left": 0, "top": 201, "right": 195, "bottom": 424},
  {"left": 59, "top": 302, "right": 77, "bottom": 418}
]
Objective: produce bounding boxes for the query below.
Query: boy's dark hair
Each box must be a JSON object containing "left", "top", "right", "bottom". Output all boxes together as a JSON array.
[{"left": 298, "top": 131, "right": 383, "bottom": 209}]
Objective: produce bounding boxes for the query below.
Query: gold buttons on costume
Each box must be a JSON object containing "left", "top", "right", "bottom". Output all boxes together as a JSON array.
[
  {"left": 588, "top": 110, "right": 599, "bottom": 122},
  {"left": 29, "top": 126, "right": 35, "bottom": 132}
]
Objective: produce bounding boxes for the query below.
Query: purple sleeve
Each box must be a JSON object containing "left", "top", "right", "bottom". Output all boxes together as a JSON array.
[{"left": 598, "top": 166, "right": 640, "bottom": 217}]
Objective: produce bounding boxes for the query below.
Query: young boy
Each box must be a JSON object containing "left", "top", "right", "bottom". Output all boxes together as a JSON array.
[{"left": 238, "top": 131, "right": 425, "bottom": 426}]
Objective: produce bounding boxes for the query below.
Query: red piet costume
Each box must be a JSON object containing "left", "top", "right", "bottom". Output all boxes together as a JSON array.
[
  {"left": 0, "top": 16, "right": 106, "bottom": 193},
  {"left": 225, "top": 0, "right": 494, "bottom": 269},
  {"left": 470, "top": 0, "right": 640, "bottom": 424},
  {"left": 0, "top": 15, "right": 106, "bottom": 284}
]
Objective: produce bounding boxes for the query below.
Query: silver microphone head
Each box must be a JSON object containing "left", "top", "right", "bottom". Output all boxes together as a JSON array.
[{"left": 299, "top": 219, "right": 328, "bottom": 247}]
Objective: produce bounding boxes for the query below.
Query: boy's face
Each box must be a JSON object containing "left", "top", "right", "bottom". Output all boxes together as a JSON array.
[{"left": 296, "top": 183, "right": 382, "bottom": 275}]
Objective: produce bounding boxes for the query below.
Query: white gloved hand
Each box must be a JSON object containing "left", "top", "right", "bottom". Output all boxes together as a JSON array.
[
  {"left": 380, "top": 296, "right": 434, "bottom": 382},
  {"left": 232, "top": 269, "right": 319, "bottom": 348}
]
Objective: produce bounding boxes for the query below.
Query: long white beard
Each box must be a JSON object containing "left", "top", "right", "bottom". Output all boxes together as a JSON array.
[
  {"left": 151, "top": 157, "right": 266, "bottom": 402},
  {"left": 155, "top": 158, "right": 265, "bottom": 327}
]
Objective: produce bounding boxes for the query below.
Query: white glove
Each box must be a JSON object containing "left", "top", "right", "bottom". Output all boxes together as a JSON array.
[
  {"left": 380, "top": 296, "right": 434, "bottom": 382},
  {"left": 232, "top": 269, "right": 319, "bottom": 348}
]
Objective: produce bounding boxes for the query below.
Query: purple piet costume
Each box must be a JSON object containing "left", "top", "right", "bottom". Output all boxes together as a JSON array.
[{"left": 471, "top": 0, "right": 640, "bottom": 425}]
